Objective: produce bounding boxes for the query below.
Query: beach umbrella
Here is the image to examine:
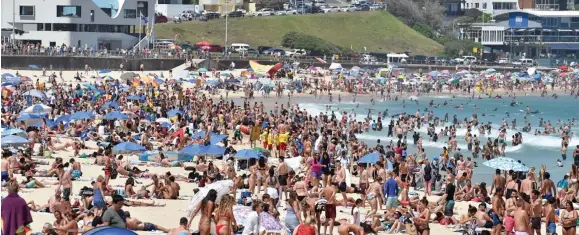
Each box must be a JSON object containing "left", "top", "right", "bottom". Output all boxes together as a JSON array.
[
  {"left": 167, "top": 109, "right": 184, "bottom": 117},
  {"left": 83, "top": 227, "right": 137, "bottom": 235},
  {"left": 483, "top": 157, "right": 529, "bottom": 172},
  {"left": 156, "top": 118, "right": 171, "bottom": 123},
  {"left": 485, "top": 68, "right": 497, "bottom": 74},
  {"left": 139, "top": 151, "right": 179, "bottom": 162},
  {"left": 195, "top": 40, "right": 212, "bottom": 47},
  {"left": 234, "top": 149, "right": 260, "bottom": 159},
  {"left": 102, "top": 101, "right": 121, "bottom": 109},
  {"left": 122, "top": 111, "right": 138, "bottom": 119},
  {"left": 54, "top": 115, "right": 71, "bottom": 124},
  {"left": 22, "top": 89, "right": 46, "bottom": 99},
  {"left": 198, "top": 68, "right": 208, "bottom": 73},
  {"left": 127, "top": 95, "right": 144, "bottom": 101},
  {"left": 69, "top": 111, "right": 95, "bottom": 120},
  {"left": 1, "top": 73, "right": 14, "bottom": 78},
  {"left": 191, "top": 131, "right": 228, "bottom": 145},
  {"left": 22, "top": 104, "right": 52, "bottom": 114},
  {"left": 188, "top": 180, "right": 234, "bottom": 215},
  {"left": 179, "top": 144, "right": 203, "bottom": 160},
  {"left": 225, "top": 78, "right": 240, "bottom": 83},
  {"left": 28, "top": 64, "right": 41, "bottom": 70},
  {"left": 120, "top": 72, "right": 138, "bottom": 80},
  {"left": 98, "top": 69, "right": 111, "bottom": 74},
  {"left": 358, "top": 152, "right": 381, "bottom": 164},
  {"left": 1, "top": 135, "right": 29, "bottom": 147},
  {"left": 103, "top": 111, "right": 129, "bottom": 120},
  {"left": 112, "top": 142, "right": 146, "bottom": 154},
  {"left": 206, "top": 80, "right": 220, "bottom": 85},
  {"left": 1, "top": 128, "right": 27, "bottom": 137},
  {"left": 199, "top": 145, "right": 226, "bottom": 156}
]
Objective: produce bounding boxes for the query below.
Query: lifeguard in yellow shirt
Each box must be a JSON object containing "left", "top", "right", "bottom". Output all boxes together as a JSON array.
[{"left": 261, "top": 129, "right": 269, "bottom": 149}]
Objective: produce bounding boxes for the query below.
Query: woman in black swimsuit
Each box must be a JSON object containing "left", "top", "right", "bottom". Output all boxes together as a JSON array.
[{"left": 561, "top": 201, "right": 577, "bottom": 235}]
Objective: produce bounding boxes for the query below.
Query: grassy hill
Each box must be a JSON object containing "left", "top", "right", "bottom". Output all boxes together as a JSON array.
[{"left": 155, "top": 11, "right": 442, "bottom": 55}]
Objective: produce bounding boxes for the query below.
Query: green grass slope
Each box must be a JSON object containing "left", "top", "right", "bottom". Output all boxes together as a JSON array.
[{"left": 155, "top": 11, "right": 442, "bottom": 55}]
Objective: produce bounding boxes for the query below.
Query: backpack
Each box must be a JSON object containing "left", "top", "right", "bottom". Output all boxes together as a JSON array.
[{"left": 315, "top": 199, "right": 328, "bottom": 213}]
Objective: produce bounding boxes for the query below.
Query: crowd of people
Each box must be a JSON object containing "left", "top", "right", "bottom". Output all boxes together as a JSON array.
[{"left": 1, "top": 64, "right": 579, "bottom": 235}]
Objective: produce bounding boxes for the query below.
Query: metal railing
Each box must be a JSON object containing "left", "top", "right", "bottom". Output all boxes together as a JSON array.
[{"left": 1, "top": 46, "right": 188, "bottom": 59}]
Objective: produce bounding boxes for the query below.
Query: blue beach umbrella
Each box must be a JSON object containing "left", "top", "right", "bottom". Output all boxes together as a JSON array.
[
  {"left": 103, "top": 111, "right": 129, "bottom": 120},
  {"left": 200, "top": 145, "right": 226, "bottom": 156},
  {"left": 1, "top": 73, "right": 14, "bottom": 78},
  {"left": 357, "top": 152, "right": 381, "bottom": 164},
  {"left": 127, "top": 95, "right": 144, "bottom": 101},
  {"left": 83, "top": 226, "right": 137, "bottom": 235},
  {"left": 167, "top": 109, "right": 184, "bottom": 117},
  {"left": 198, "top": 68, "right": 208, "bottom": 73},
  {"left": 28, "top": 64, "right": 41, "bottom": 70},
  {"left": 139, "top": 151, "right": 179, "bottom": 161},
  {"left": 112, "top": 142, "right": 146, "bottom": 154},
  {"left": 22, "top": 104, "right": 52, "bottom": 114},
  {"left": 234, "top": 149, "right": 260, "bottom": 159},
  {"left": 54, "top": 115, "right": 71, "bottom": 125},
  {"left": 1, "top": 128, "right": 27, "bottom": 137},
  {"left": 206, "top": 80, "right": 220, "bottom": 85},
  {"left": 69, "top": 111, "right": 95, "bottom": 120},
  {"left": 98, "top": 69, "right": 111, "bottom": 74},
  {"left": 102, "top": 101, "right": 121, "bottom": 109},
  {"left": 483, "top": 157, "right": 529, "bottom": 171},
  {"left": 179, "top": 144, "right": 204, "bottom": 160},
  {"left": 22, "top": 89, "right": 46, "bottom": 99},
  {"left": 1, "top": 135, "right": 29, "bottom": 147}
]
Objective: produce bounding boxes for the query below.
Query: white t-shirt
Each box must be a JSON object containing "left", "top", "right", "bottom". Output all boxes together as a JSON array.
[
  {"left": 98, "top": 125, "right": 105, "bottom": 136},
  {"left": 351, "top": 207, "right": 360, "bottom": 225}
]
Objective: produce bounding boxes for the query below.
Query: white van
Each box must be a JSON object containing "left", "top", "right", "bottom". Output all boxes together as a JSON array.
[{"left": 230, "top": 43, "right": 250, "bottom": 52}]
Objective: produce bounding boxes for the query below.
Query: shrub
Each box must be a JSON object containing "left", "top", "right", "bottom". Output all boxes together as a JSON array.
[{"left": 281, "top": 31, "right": 350, "bottom": 56}]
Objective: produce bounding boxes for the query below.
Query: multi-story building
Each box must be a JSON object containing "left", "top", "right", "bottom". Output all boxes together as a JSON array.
[
  {"left": 441, "top": 0, "right": 466, "bottom": 15},
  {"left": 1, "top": 0, "right": 156, "bottom": 50},
  {"left": 463, "top": 0, "right": 519, "bottom": 14},
  {"left": 459, "top": 9, "right": 579, "bottom": 63}
]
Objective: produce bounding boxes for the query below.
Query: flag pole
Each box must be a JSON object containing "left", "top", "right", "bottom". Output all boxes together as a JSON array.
[{"left": 139, "top": 12, "right": 142, "bottom": 50}]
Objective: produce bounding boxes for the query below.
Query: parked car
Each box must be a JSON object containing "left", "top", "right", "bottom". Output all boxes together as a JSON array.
[
  {"left": 155, "top": 14, "right": 168, "bottom": 23},
  {"left": 285, "top": 49, "right": 307, "bottom": 56},
  {"left": 203, "top": 10, "right": 221, "bottom": 19},
  {"left": 497, "top": 58, "right": 510, "bottom": 64},
  {"left": 263, "top": 48, "right": 286, "bottom": 56},
  {"left": 356, "top": 4, "right": 370, "bottom": 11},
  {"left": 322, "top": 6, "right": 340, "bottom": 13},
  {"left": 454, "top": 56, "right": 477, "bottom": 64},
  {"left": 257, "top": 46, "right": 272, "bottom": 53},
  {"left": 228, "top": 11, "right": 244, "bottom": 17},
  {"left": 512, "top": 58, "right": 534, "bottom": 67},
  {"left": 412, "top": 55, "right": 427, "bottom": 64},
  {"left": 339, "top": 5, "right": 357, "bottom": 11},
  {"left": 253, "top": 8, "right": 275, "bottom": 16},
  {"left": 275, "top": 9, "right": 298, "bottom": 15}
]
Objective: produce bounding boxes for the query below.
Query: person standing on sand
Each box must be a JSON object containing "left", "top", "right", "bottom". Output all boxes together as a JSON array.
[
  {"left": 542, "top": 197, "right": 556, "bottom": 235},
  {"left": 514, "top": 199, "right": 530, "bottom": 235},
  {"left": 1, "top": 180, "right": 33, "bottom": 235},
  {"left": 321, "top": 182, "right": 338, "bottom": 235},
  {"left": 491, "top": 169, "right": 505, "bottom": 195},
  {"left": 560, "top": 201, "right": 577, "bottom": 235},
  {"left": 384, "top": 171, "right": 398, "bottom": 210},
  {"left": 529, "top": 190, "right": 542, "bottom": 235}
]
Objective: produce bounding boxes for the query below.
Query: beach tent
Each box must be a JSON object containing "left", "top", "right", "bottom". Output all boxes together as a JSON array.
[
  {"left": 249, "top": 60, "right": 282, "bottom": 77},
  {"left": 329, "top": 63, "right": 342, "bottom": 70}
]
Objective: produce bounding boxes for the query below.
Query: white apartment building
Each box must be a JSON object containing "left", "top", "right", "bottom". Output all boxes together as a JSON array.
[
  {"left": 1, "top": 0, "right": 156, "bottom": 50},
  {"left": 463, "top": 0, "right": 519, "bottom": 14}
]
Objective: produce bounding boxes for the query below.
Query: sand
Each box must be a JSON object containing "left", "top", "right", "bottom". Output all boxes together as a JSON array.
[{"left": 0, "top": 66, "right": 570, "bottom": 235}]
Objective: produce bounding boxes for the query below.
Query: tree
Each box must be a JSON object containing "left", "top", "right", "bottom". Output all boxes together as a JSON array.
[
  {"left": 413, "top": 23, "right": 435, "bottom": 39},
  {"left": 443, "top": 39, "right": 482, "bottom": 58},
  {"left": 418, "top": 0, "right": 445, "bottom": 30},
  {"left": 476, "top": 13, "right": 493, "bottom": 23},
  {"left": 464, "top": 9, "right": 483, "bottom": 20}
]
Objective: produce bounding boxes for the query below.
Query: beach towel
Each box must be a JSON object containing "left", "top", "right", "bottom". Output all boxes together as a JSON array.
[{"left": 1, "top": 193, "right": 33, "bottom": 235}]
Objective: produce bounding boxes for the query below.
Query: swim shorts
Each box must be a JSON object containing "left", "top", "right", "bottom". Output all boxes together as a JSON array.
[
  {"left": 278, "top": 174, "right": 288, "bottom": 186},
  {"left": 144, "top": 222, "right": 157, "bottom": 231},
  {"left": 444, "top": 200, "right": 455, "bottom": 216},
  {"left": 62, "top": 187, "right": 71, "bottom": 201},
  {"left": 547, "top": 222, "right": 556, "bottom": 234},
  {"left": 339, "top": 182, "right": 347, "bottom": 192},
  {"left": 531, "top": 217, "right": 541, "bottom": 229},
  {"left": 386, "top": 197, "right": 399, "bottom": 209},
  {"left": 1, "top": 171, "right": 8, "bottom": 182},
  {"left": 324, "top": 204, "right": 336, "bottom": 219}
]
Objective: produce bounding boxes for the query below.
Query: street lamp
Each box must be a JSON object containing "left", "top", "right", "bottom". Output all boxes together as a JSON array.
[{"left": 225, "top": 0, "right": 230, "bottom": 50}]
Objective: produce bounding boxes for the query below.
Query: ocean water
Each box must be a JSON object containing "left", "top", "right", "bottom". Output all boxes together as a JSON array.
[{"left": 300, "top": 95, "right": 579, "bottom": 183}]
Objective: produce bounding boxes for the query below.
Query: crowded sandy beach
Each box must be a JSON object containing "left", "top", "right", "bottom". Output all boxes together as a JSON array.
[{"left": 2, "top": 62, "right": 579, "bottom": 235}]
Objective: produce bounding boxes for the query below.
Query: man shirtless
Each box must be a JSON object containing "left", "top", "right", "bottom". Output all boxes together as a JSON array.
[
  {"left": 543, "top": 197, "right": 556, "bottom": 235},
  {"left": 125, "top": 211, "right": 169, "bottom": 232},
  {"left": 359, "top": 164, "right": 369, "bottom": 206},
  {"left": 1, "top": 152, "right": 11, "bottom": 182},
  {"left": 168, "top": 217, "right": 190, "bottom": 235},
  {"left": 335, "top": 164, "right": 348, "bottom": 204},
  {"left": 529, "top": 190, "right": 543, "bottom": 235},
  {"left": 504, "top": 189, "right": 518, "bottom": 234},
  {"left": 337, "top": 219, "right": 364, "bottom": 235},
  {"left": 321, "top": 182, "right": 338, "bottom": 235},
  {"left": 520, "top": 175, "right": 534, "bottom": 197},
  {"left": 161, "top": 176, "right": 180, "bottom": 199},
  {"left": 58, "top": 164, "right": 73, "bottom": 205},
  {"left": 514, "top": 199, "right": 530, "bottom": 235},
  {"left": 278, "top": 156, "right": 289, "bottom": 201},
  {"left": 539, "top": 172, "right": 556, "bottom": 199},
  {"left": 491, "top": 169, "right": 505, "bottom": 195}
]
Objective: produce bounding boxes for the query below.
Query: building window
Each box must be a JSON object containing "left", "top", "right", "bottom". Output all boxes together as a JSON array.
[
  {"left": 53, "top": 23, "right": 78, "bottom": 32},
  {"left": 482, "top": 3, "right": 487, "bottom": 9},
  {"left": 57, "top": 6, "right": 82, "bottom": 17},
  {"left": 19, "top": 6, "right": 35, "bottom": 16},
  {"left": 137, "top": 1, "right": 149, "bottom": 17},
  {"left": 475, "top": 3, "right": 479, "bottom": 8},
  {"left": 124, "top": 9, "right": 137, "bottom": 18},
  {"left": 45, "top": 23, "right": 52, "bottom": 31},
  {"left": 466, "top": 3, "right": 469, "bottom": 8},
  {"left": 91, "top": 10, "right": 95, "bottom": 22},
  {"left": 37, "top": 23, "right": 44, "bottom": 31}
]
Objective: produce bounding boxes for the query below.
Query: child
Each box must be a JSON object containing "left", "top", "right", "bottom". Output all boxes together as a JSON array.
[
  {"left": 351, "top": 199, "right": 363, "bottom": 226},
  {"left": 557, "top": 159, "right": 564, "bottom": 167}
]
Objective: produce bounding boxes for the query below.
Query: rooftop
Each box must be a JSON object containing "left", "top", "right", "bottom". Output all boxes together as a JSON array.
[{"left": 494, "top": 9, "right": 579, "bottom": 17}]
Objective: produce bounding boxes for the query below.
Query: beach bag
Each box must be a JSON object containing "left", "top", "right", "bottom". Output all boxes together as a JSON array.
[
  {"left": 43, "top": 150, "right": 53, "bottom": 158},
  {"left": 315, "top": 199, "right": 327, "bottom": 213}
]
